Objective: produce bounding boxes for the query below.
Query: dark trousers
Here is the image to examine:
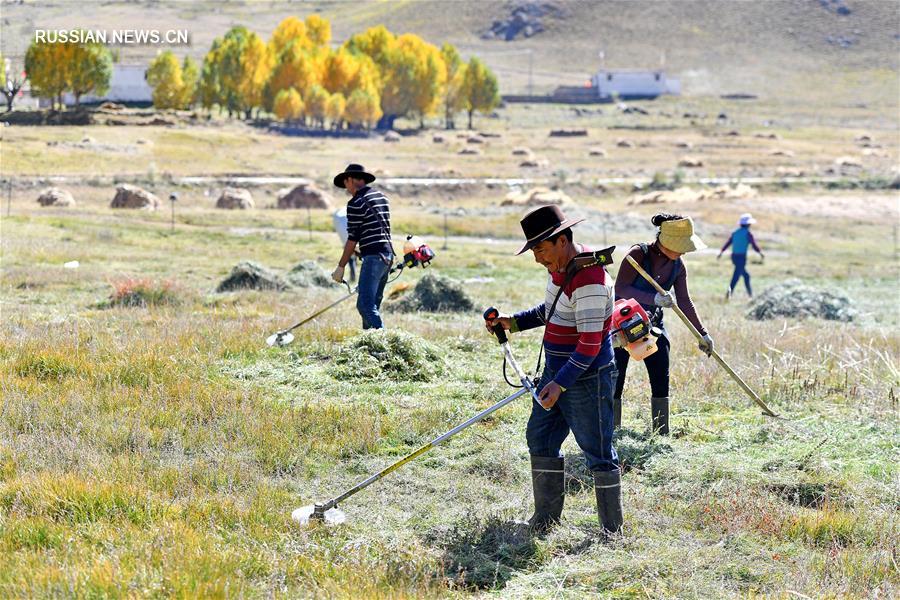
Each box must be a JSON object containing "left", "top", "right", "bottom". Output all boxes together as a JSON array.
[
  {"left": 729, "top": 253, "right": 751, "bottom": 296},
  {"left": 357, "top": 253, "right": 391, "bottom": 329},
  {"left": 613, "top": 334, "right": 670, "bottom": 399},
  {"left": 526, "top": 363, "right": 619, "bottom": 472}
]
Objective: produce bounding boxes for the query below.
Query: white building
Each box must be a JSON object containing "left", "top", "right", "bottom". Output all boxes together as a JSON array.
[
  {"left": 63, "top": 63, "right": 152, "bottom": 105},
  {"left": 590, "top": 70, "right": 680, "bottom": 100}
]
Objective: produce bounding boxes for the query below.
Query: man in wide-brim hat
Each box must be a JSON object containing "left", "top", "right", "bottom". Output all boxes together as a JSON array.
[
  {"left": 485, "top": 204, "right": 623, "bottom": 536},
  {"left": 331, "top": 163, "right": 394, "bottom": 329}
]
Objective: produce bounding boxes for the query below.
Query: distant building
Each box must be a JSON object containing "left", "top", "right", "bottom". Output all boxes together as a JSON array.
[
  {"left": 590, "top": 70, "right": 680, "bottom": 100},
  {"left": 62, "top": 63, "right": 152, "bottom": 105}
]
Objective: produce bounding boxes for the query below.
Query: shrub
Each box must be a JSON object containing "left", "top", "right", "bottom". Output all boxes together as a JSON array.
[{"left": 108, "top": 278, "right": 181, "bottom": 308}]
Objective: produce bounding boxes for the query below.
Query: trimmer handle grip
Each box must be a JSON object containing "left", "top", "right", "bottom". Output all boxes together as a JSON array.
[{"left": 483, "top": 307, "right": 508, "bottom": 344}]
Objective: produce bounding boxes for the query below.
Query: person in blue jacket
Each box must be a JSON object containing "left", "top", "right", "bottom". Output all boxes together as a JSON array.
[{"left": 718, "top": 213, "right": 764, "bottom": 299}]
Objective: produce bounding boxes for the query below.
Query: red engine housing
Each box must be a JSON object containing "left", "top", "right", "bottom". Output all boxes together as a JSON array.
[{"left": 610, "top": 298, "right": 659, "bottom": 361}]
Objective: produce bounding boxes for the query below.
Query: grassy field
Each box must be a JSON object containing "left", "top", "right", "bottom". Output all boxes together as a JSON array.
[{"left": 1, "top": 158, "right": 898, "bottom": 597}]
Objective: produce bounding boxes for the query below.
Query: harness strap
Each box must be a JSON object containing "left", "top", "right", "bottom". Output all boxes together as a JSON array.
[{"left": 533, "top": 246, "right": 615, "bottom": 376}]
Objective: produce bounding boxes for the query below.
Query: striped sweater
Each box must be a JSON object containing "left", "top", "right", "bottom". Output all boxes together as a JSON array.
[
  {"left": 346, "top": 186, "right": 393, "bottom": 256},
  {"left": 513, "top": 247, "right": 615, "bottom": 389}
]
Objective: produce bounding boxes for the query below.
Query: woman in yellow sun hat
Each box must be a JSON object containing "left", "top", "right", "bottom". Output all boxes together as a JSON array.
[{"left": 612, "top": 213, "right": 713, "bottom": 435}]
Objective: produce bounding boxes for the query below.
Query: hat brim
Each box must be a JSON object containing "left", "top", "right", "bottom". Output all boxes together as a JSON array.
[
  {"left": 659, "top": 232, "right": 707, "bottom": 254},
  {"left": 333, "top": 171, "right": 376, "bottom": 188},
  {"left": 515, "top": 217, "right": 585, "bottom": 255}
]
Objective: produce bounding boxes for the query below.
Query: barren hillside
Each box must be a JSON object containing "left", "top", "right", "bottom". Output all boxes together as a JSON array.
[{"left": 2, "top": 0, "right": 897, "bottom": 103}]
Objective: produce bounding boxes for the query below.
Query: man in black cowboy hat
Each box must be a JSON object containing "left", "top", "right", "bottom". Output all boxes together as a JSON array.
[
  {"left": 332, "top": 164, "right": 394, "bottom": 329},
  {"left": 485, "top": 205, "right": 623, "bottom": 535}
]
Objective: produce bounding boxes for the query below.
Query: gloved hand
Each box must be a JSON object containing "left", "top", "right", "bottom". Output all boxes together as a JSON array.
[
  {"left": 331, "top": 265, "right": 345, "bottom": 283},
  {"left": 698, "top": 333, "right": 714, "bottom": 357},
  {"left": 653, "top": 292, "right": 674, "bottom": 308}
]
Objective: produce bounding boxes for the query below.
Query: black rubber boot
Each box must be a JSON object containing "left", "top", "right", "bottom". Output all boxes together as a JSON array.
[
  {"left": 651, "top": 396, "right": 669, "bottom": 435},
  {"left": 613, "top": 396, "right": 622, "bottom": 429},
  {"left": 527, "top": 455, "right": 565, "bottom": 533},
  {"left": 593, "top": 469, "right": 624, "bottom": 535}
]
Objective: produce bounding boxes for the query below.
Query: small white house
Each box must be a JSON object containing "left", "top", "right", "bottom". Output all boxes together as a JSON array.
[
  {"left": 590, "top": 70, "right": 680, "bottom": 100},
  {"left": 63, "top": 63, "right": 152, "bottom": 105}
]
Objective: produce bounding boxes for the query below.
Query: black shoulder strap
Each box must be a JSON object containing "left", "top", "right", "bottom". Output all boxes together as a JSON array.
[
  {"left": 359, "top": 188, "right": 390, "bottom": 238},
  {"left": 535, "top": 245, "right": 615, "bottom": 377},
  {"left": 545, "top": 245, "right": 615, "bottom": 326}
]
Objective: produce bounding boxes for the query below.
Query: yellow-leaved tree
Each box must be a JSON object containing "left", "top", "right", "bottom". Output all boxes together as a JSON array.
[
  {"left": 179, "top": 56, "right": 199, "bottom": 109},
  {"left": 273, "top": 87, "right": 304, "bottom": 123},
  {"left": 25, "top": 40, "right": 75, "bottom": 110},
  {"left": 344, "top": 88, "right": 381, "bottom": 130},
  {"left": 325, "top": 92, "right": 345, "bottom": 129},
  {"left": 237, "top": 32, "right": 273, "bottom": 118},
  {"left": 68, "top": 41, "right": 113, "bottom": 106},
  {"left": 270, "top": 16, "right": 310, "bottom": 58},
  {"left": 346, "top": 28, "right": 445, "bottom": 129},
  {"left": 400, "top": 34, "right": 446, "bottom": 126},
  {"left": 305, "top": 14, "right": 331, "bottom": 48},
  {"left": 146, "top": 51, "right": 184, "bottom": 109},
  {"left": 304, "top": 84, "right": 329, "bottom": 128},
  {"left": 462, "top": 57, "right": 499, "bottom": 130},
  {"left": 441, "top": 43, "right": 467, "bottom": 129},
  {"left": 266, "top": 34, "right": 320, "bottom": 112}
]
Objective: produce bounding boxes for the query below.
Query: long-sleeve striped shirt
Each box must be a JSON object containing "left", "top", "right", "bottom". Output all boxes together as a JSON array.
[
  {"left": 513, "top": 245, "right": 615, "bottom": 389},
  {"left": 346, "top": 186, "right": 392, "bottom": 256}
]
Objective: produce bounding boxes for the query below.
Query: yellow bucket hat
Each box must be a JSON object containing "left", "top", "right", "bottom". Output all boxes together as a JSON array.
[{"left": 658, "top": 217, "right": 707, "bottom": 254}]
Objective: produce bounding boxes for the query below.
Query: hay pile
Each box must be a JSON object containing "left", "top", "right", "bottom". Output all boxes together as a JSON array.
[
  {"left": 216, "top": 261, "right": 289, "bottom": 292},
  {"left": 328, "top": 330, "right": 445, "bottom": 381},
  {"left": 388, "top": 273, "right": 475, "bottom": 313},
  {"left": 502, "top": 187, "right": 573, "bottom": 207},
  {"left": 747, "top": 280, "right": 855, "bottom": 321},
  {"left": 286, "top": 260, "right": 334, "bottom": 288},
  {"left": 630, "top": 183, "right": 757, "bottom": 205}
]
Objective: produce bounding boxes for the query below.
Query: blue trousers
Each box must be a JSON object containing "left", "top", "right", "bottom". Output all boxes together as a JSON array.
[
  {"left": 357, "top": 253, "right": 392, "bottom": 329},
  {"left": 729, "top": 253, "right": 752, "bottom": 295},
  {"left": 526, "top": 363, "right": 619, "bottom": 472}
]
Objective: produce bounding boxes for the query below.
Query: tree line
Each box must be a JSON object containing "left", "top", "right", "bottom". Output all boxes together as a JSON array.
[{"left": 20, "top": 15, "right": 500, "bottom": 130}]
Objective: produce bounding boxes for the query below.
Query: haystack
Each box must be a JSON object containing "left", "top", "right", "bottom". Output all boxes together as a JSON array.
[
  {"left": 216, "top": 187, "right": 254, "bottom": 209},
  {"left": 388, "top": 273, "right": 475, "bottom": 313},
  {"left": 747, "top": 280, "right": 855, "bottom": 321},
  {"left": 286, "top": 260, "right": 334, "bottom": 288},
  {"left": 111, "top": 184, "right": 159, "bottom": 210},
  {"left": 276, "top": 183, "right": 332, "bottom": 209},
  {"left": 37, "top": 187, "right": 75, "bottom": 207},
  {"left": 502, "top": 187, "right": 573, "bottom": 207},
  {"left": 216, "top": 261, "right": 289, "bottom": 292},
  {"left": 678, "top": 156, "right": 704, "bottom": 168}
]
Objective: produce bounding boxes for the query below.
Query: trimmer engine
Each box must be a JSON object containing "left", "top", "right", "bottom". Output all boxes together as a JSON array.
[
  {"left": 610, "top": 298, "right": 661, "bottom": 361},
  {"left": 402, "top": 235, "right": 435, "bottom": 269}
]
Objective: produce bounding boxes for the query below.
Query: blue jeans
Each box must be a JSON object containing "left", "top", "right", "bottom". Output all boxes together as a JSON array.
[
  {"left": 729, "top": 253, "right": 751, "bottom": 295},
  {"left": 526, "top": 363, "right": 619, "bottom": 472},
  {"left": 357, "top": 253, "right": 392, "bottom": 329}
]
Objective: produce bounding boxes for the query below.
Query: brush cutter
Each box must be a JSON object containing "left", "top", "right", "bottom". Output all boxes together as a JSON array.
[
  {"left": 266, "top": 237, "right": 435, "bottom": 347},
  {"left": 624, "top": 254, "right": 778, "bottom": 417},
  {"left": 290, "top": 307, "right": 542, "bottom": 525},
  {"left": 610, "top": 298, "right": 662, "bottom": 361}
]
